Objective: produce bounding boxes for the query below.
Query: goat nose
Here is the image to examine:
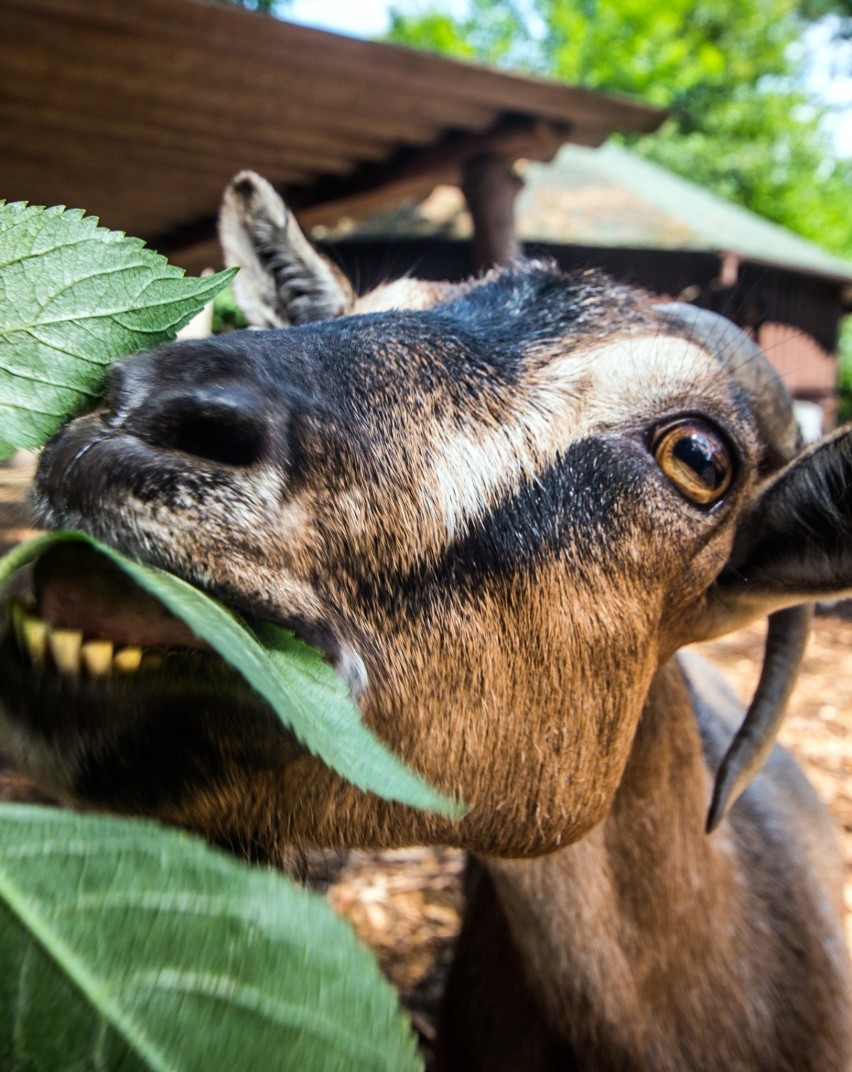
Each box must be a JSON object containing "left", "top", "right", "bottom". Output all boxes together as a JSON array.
[{"left": 133, "top": 385, "right": 270, "bottom": 467}]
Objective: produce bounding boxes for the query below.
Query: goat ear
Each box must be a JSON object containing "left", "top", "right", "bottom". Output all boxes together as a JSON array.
[
  {"left": 715, "top": 424, "right": 852, "bottom": 617},
  {"left": 218, "top": 170, "right": 354, "bottom": 328}
]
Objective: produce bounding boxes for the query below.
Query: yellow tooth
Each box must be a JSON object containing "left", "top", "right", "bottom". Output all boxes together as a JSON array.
[
  {"left": 113, "top": 647, "right": 143, "bottom": 673},
  {"left": 81, "top": 639, "right": 114, "bottom": 676},
  {"left": 22, "top": 614, "right": 48, "bottom": 664},
  {"left": 140, "top": 652, "right": 164, "bottom": 672},
  {"left": 49, "top": 628, "right": 84, "bottom": 676}
]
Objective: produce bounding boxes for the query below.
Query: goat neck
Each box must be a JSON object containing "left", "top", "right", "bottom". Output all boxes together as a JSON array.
[{"left": 481, "top": 662, "right": 851, "bottom": 1070}]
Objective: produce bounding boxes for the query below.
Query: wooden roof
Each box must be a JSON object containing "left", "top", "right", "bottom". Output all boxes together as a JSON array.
[{"left": 1, "top": 0, "right": 665, "bottom": 271}]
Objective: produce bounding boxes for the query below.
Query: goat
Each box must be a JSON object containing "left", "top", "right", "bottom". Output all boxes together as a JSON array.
[{"left": 0, "top": 169, "right": 850, "bottom": 1069}]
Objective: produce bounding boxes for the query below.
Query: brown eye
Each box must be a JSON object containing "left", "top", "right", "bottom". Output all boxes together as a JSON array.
[{"left": 652, "top": 421, "right": 734, "bottom": 506}]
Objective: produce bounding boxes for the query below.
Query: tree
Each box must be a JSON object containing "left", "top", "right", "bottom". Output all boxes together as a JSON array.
[{"left": 385, "top": 0, "right": 852, "bottom": 259}]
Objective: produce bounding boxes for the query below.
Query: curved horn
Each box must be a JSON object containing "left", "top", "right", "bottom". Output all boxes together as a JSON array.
[
  {"left": 655, "top": 304, "right": 809, "bottom": 831},
  {"left": 654, "top": 304, "right": 801, "bottom": 468},
  {"left": 705, "top": 604, "right": 812, "bottom": 832}
]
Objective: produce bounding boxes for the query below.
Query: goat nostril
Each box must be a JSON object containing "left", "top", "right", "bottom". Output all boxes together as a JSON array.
[
  {"left": 148, "top": 390, "right": 269, "bottom": 467},
  {"left": 171, "top": 410, "right": 265, "bottom": 467}
]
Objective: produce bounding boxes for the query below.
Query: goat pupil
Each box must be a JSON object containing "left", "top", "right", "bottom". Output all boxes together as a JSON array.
[{"left": 674, "top": 434, "right": 723, "bottom": 489}]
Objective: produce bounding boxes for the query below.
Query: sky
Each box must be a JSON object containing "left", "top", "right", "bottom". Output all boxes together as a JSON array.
[
  {"left": 287, "top": 0, "right": 469, "bottom": 37},
  {"left": 287, "top": 0, "right": 392, "bottom": 37}
]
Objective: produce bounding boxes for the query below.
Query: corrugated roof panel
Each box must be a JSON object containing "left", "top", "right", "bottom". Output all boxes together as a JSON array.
[{"left": 517, "top": 145, "right": 852, "bottom": 283}]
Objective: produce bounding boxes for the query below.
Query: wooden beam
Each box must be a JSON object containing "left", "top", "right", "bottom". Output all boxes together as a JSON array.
[
  {"left": 154, "top": 116, "right": 571, "bottom": 261},
  {"left": 290, "top": 117, "right": 572, "bottom": 226},
  {"left": 462, "top": 154, "right": 523, "bottom": 269},
  {"left": 13, "top": 0, "right": 666, "bottom": 134}
]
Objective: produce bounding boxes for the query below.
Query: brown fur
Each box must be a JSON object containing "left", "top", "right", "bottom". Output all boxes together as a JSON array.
[
  {"left": 0, "top": 172, "right": 850, "bottom": 1069},
  {"left": 470, "top": 665, "right": 850, "bottom": 1070}
]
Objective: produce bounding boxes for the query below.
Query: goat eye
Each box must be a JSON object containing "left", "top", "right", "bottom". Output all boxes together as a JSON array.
[{"left": 652, "top": 421, "right": 733, "bottom": 506}]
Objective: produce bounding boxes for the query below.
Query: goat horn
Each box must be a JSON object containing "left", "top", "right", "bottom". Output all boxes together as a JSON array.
[
  {"left": 705, "top": 604, "right": 812, "bottom": 832},
  {"left": 654, "top": 304, "right": 801, "bottom": 469},
  {"left": 654, "top": 305, "right": 808, "bottom": 832}
]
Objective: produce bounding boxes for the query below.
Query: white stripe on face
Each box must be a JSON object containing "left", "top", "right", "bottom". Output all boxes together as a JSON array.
[
  {"left": 416, "top": 334, "right": 729, "bottom": 548},
  {"left": 140, "top": 331, "right": 729, "bottom": 601}
]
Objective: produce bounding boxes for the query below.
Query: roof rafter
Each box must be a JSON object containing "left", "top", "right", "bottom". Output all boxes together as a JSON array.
[{"left": 1, "top": 0, "right": 666, "bottom": 271}]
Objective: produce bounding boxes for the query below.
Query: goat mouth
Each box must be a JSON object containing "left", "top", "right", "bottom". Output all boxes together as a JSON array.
[
  {"left": 0, "top": 542, "right": 308, "bottom": 811},
  {"left": 5, "top": 542, "right": 218, "bottom": 681},
  {"left": 5, "top": 599, "right": 215, "bottom": 680}
]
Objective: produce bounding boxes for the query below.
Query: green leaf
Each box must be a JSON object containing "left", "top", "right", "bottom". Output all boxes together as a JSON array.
[
  {"left": 0, "top": 201, "right": 236, "bottom": 461},
  {"left": 0, "top": 531, "right": 466, "bottom": 820},
  {"left": 0, "top": 803, "right": 423, "bottom": 1072}
]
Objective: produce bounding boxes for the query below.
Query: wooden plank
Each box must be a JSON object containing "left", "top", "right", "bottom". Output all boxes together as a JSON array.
[
  {"left": 9, "top": 0, "right": 663, "bottom": 134},
  {"left": 0, "top": 103, "right": 356, "bottom": 185},
  {"left": 11, "top": 0, "right": 501, "bottom": 129},
  {"left": 0, "top": 130, "right": 317, "bottom": 204},
  {"left": 1, "top": 154, "right": 236, "bottom": 239},
  {"left": 2, "top": 5, "right": 493, "bottom": 145},
  {"left": 1, "top": 75, "right": 395, "bottom": 170},
  {"left": 0, "top": 18, "right": 445, "bottom": 151}
]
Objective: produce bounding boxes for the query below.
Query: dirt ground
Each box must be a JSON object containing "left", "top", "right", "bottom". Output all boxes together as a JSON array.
[{"left": 2, "top": 458, "right": 851, "bottom": 1047}]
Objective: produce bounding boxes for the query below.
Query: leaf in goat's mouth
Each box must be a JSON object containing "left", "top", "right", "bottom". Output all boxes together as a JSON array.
[{"left": 0, "top": 530, "right": 466, "bottom": 819}]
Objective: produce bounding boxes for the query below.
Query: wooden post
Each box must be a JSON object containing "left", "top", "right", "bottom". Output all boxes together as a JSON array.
[{"left": 461, "top": 153, "right": 523, "bottom": 270}]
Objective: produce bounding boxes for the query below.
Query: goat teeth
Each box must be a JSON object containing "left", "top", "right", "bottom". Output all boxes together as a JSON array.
[
  {"left": 22, "top": 614, "right": 48, "bottom": 664},
  {"left": 81, "top": 640, "right": 114, "bottom": 677},
  {"left": 113, "top": 647, "right": 143, "bottom": 673},
  {"left": 49, "top": 628, "right": 84, "bottom": 676}
]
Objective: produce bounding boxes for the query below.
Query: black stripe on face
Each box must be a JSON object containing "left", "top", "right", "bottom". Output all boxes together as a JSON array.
[{"left": 357, "top": 437, "right": 643, "bottom": 622}]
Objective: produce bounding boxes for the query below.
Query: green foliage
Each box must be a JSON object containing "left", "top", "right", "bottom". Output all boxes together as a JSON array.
[
  {"left": 0, "top": 532, "right": 462, "bottom": 818},
  {"left": 212, "top": 283, "right": 249, "bottom": 333},
  {"left": 630, "top": 93, "right": 852, "bottom": 258},
  {"left": 837, "top": 316, "right": 852, "bottom": 421},
  {"left": 388, "top": 0, "right": 531, "bottom": 66},
  {"left": 0, "top": 202, "right": 235, "bottom": 461},
  {"left": 388, "top": 0, "right": 796, "bottom": 92},
  {"left": 405, "top": 0, "right": 544, "bottom": 66},
  {"left": 0, "top": 803, "right": 422, "bottom": 1072},
  {"left": 385, "top": 0, "right": 852, "bottom": 259},
  {"left": 797, "top": 0, "right": 852, "bottom": 24}
]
